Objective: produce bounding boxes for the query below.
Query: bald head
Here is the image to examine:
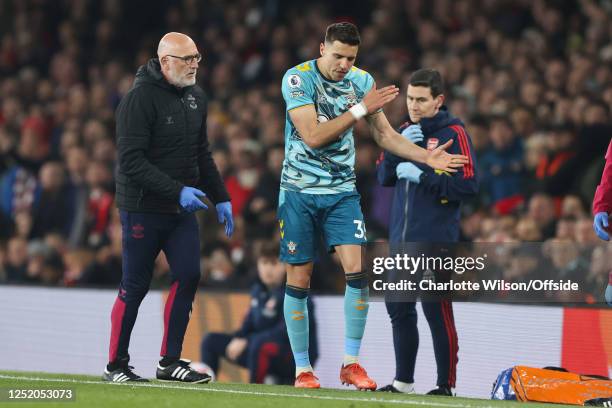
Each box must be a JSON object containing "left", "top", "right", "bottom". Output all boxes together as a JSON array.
[
  {"left": 157, "top": 32, "right": 200, "bottom": 88},
  {"left": 157, "top": 32, "right": 197, "bottom": 59}
]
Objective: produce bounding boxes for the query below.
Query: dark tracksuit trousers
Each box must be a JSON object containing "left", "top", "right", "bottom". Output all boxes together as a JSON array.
[
  {"left": 384, "top": 244, "right": 459, "bottom": 387},
  {"left": 376, "top": 109, "right": 479, "bottom": 388},
  {"left": 109, "top": 210, "right": 201, "bottom": 363},
  {"left": 385, "top": 297, "right": 458, "bottom": 387},
  {"left": 201, "top": 333, "right": 293, "bottom": 384}
]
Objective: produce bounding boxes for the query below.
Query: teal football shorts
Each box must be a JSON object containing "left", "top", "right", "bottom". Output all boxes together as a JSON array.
[{"left": 277, "top": 189, "right": 367, "bottom": 264}]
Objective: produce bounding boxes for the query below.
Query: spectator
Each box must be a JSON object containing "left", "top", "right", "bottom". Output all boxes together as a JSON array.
[
  {"left": 25, "top": 240, "right": 64, "bottom": 285},
  {"left": 515, "top": 217, "right": 543, "bottom": 242},
  {"left": 533, "top": 124, "right": 577, "bottom": 197},
  {"left": 544, "top": 238, "right": 589, "bottom": 301},
  {"left": 78, "top": 212, "right": 122, "bottom": 286},
  {"left": 200, "top": 242, "right": 318, "bottom": 384},
  {"left": 69, "top": 161, "right": 114, "bottom": 248},
  {"left": 243, "top": 144, "right": 283, "bottom": 240},
  {"left": 527, "top": 193, "right": 557, "bottom": 240},
  {"left": 4, "top": 237, "right": 28, "bottom": 282},
  {"left": 585, "top": 245, "right": 612, "bottom": 300},
  {"left": 30, "top": 161, "right": 75, "bottom": 239},
  {"left": 479, "top": 116, "right": 524, "bottom": 214}
]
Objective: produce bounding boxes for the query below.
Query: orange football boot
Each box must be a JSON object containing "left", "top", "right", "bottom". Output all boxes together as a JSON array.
[
  {"left": 339, "top": 363, "right": 377, "bottom": 391},
  {"left": 294, "top": 371, "right": 321, "bottom": 388}
]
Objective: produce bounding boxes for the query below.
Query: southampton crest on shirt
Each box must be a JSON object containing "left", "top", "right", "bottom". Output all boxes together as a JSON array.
[{"left": 186, "top": 94, "right": 197, "bottom": 109}]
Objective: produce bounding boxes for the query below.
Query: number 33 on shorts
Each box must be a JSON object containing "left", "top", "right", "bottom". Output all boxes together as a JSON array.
[{"left": 354, "top": 220, "right": 366, "bottom": 239}]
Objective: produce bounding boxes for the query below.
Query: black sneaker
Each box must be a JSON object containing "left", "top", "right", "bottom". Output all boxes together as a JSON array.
[
  {"left": 584, "top": 397, "right": 612, "bottom": 406},
  {"left": 377, "top": 384, "right": 401, "bottom": 392},
  {"left": 103, "top": 365, "right": 149, "bottom": 383},
  {"left": 427, "top": 385, "right": 454, "bottom": 396},
  {"left": 156, "top": 359, "right": 211, "bottom": 383}
]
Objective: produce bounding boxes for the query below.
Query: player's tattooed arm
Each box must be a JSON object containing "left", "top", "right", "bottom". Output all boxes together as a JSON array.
[
  {"left": 287, "top": 85, "right": 400, "bottom": 150},
  {"left": 366, "top": 112, "right": 468, "bottom": 173},
  {"left": 289, "top": 104, "right": 357, "bottom": 149}
]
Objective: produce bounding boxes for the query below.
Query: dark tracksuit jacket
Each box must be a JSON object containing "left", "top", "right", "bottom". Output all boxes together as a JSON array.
[
  {"left": 115, "top": 58, "right": 229, "bottom": 213},
  {"left": 375, "top": 107, "right": 478, "bottom": 388},
  {"left": 377, "top": 107, "right": 479, "bottom": 243},
  {"left": 235, "top": 283, "right": 290, "bottom": 344}
]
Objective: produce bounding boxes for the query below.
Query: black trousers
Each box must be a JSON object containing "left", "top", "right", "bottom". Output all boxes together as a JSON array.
[
  {"left": 109, "top": 210, "right": 201, "bottom": 363},
  {"left": 385, "top": 299, "right": 458, "bottom": 387},
  {"left": 201, "top": 333, "right": 294, "bottom": 384}
]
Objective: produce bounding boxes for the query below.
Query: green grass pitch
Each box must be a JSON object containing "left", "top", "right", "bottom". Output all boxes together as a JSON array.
[{"left": 0, "top": 371, "right": 577, "bottom": 408}]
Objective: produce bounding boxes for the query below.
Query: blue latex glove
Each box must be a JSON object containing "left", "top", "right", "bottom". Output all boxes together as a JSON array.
[
  {"left": 396, "top": 162, "right": 423, "bottom": 183},
  {"left": 593, "top": 212, "right": 609, "bottom": 241},
  {"left": 606, "top": 277, "right": 612, "bottom": 306},
  {"left": 401, "top": 124, "right": 424, "bottom": 144},
  {"left": 216, "top": 201, "right": 234, "bottom": 237},
  {"left": 179, "top": 187, "right": 208, "bottom": 212}
]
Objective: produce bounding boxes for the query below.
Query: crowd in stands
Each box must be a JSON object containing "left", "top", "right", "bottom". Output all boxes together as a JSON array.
[{"left": 0, "top": 0, "right": 611, "bottom": 300}]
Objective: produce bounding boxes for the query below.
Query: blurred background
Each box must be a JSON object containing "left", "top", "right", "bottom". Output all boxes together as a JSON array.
[{"left": 0, "top": 0, "right": 611, "bottom": 297}]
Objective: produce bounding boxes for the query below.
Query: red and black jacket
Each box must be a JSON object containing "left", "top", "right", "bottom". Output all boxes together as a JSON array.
[{"left": 376, "top": 107, "right": 479, "bottom": 242}]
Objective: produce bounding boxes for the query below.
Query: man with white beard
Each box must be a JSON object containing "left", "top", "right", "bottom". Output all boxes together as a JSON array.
[{"left": 104, "top": 32, "right": 233, "bottom": 383}]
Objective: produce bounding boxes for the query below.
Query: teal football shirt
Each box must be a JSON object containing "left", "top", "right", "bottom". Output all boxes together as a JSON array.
[{"left": 280, "top": 59, "right": 375, "bottom": 194}]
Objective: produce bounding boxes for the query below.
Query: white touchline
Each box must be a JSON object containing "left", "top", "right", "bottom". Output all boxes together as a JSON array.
[{"left": 0, "top": 374, "right": 493, "bottom": 408}]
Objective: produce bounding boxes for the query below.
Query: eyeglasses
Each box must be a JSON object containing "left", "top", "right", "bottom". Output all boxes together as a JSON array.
[{"left": 165, "top": 53, "right": 202, "bottom": 64}]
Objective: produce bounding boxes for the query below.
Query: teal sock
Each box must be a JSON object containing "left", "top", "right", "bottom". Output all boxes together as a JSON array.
[
  {"left": 344, "top": 281, "right": 369, "bottom": 362},
  {"left": 284, "top": 285, "right": 311, "bottom": 370}
]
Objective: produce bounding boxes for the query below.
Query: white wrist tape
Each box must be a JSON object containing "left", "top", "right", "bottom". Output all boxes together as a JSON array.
[{"left": 349, "top": 102, "right": 367, "bottom": 120}]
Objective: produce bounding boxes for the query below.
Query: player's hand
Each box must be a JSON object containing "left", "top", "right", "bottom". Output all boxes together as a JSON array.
[
  {"left": 362, "top": 84, "right": 399, "bottom": 114},
  {"left": 216, "top": 201, "right": 234, "bottom": 238},
  {"left": 593, "top": 212, "right": 610, "bottom": 241},
  {"left": 426, "top": 140, "right": 469, "bottom": 173},
  {"left": 226, "top": 338, "right": 248, "bottom": 361},
  {"left": 401, "top": 124, "right": 424, "bottom": 144},
  {"left": 396, "top": 162, "right": 423, "bottom": 183},
  {"left": 179, "top": 187, "right": 208, "bottom": 212}
]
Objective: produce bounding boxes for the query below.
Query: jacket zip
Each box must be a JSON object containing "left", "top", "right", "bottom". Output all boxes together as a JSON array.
[{"left": 180, "top": 97, "right": 188, "bottom": 139}]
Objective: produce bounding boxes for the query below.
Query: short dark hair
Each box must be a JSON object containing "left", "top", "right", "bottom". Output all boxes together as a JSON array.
[
  {"left": 325, "top": 22, "right": 361, "bottom": 46},
  {"left": 258, "top": 241, "right": 280, "bottom": 261},
  {"left": 409, "top": 69, "right": 444, "bottom": 97}
]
